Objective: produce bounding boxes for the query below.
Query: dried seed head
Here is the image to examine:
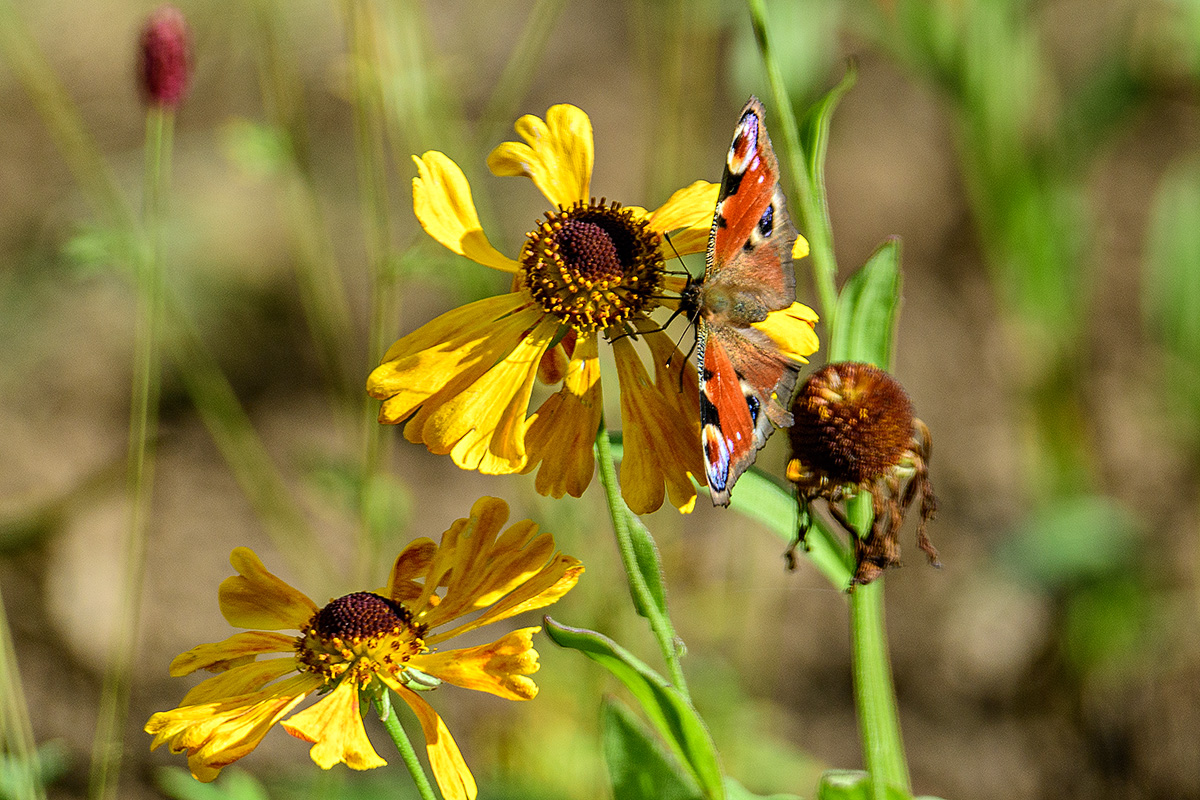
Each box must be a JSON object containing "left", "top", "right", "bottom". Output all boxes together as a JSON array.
[{"left": 139, "top": 6, "right": 190, "bottom": 108}]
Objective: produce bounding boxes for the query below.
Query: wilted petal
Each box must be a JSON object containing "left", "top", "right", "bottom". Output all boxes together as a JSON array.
[
  {"left": 219, "top": 549, "right": 318, "bottom": 631},
  {"left": 412, "top": 628, "right": 541, "bottom": 701},
  {"left": 281, "top": 679, "right": 387, "bottom": 771}
]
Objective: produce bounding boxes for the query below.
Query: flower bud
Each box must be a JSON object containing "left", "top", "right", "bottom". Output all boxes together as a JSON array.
[
  {"left": 139, "top": 6, "right": 190, "bottom": 108},
  {"left": 787, "top": 362, "right": 939, "bottom": 586}
]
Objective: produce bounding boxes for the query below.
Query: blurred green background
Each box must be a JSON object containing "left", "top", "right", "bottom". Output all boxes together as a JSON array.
[{"left": 3, "top": 0, "right": 1200, "bottom": 798}]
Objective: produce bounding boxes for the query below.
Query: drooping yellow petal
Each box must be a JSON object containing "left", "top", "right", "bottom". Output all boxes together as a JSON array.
[
  {"left": 414, "top": 317, "right": 558, "bottom": 474},
  {"left": 169, "top": 631, "right": 298, "bottom": 676},
  {"left": 218, "top": 549, "right": 318, "bottom": 631},
  {"left": 146, "top": 673, "right": 320, "bottom": 782},
  {"left": 486, "top": 104, "right": 592, "bottom": 209},
  {"left": 792, "top": 234, "right": 810, "bottom": 260},
  {"left": 386, "top": 682, "right": 478, "bottom": 800},
  {"left": 411, "top": 628, "right": 540, "bottom": 701},
  {"left": 421, "top": 496, "right": 511, "bottom": 624},
  {"left": 181, "top": 658, "right": 298, "bottom": 706},
  {"left": 412, "top": 152, "right": 519, "bottom": 273},
  {"left": 750, "top": 302, "right": 820, "bottom": 364},
  {"left": 523, "top": 334, "right": 602, "bottom": 499},
  {"left": 612, "top": 337, "right": 701, "bottom": 514},
  {"left": 281, "top": 679, "right": 388, "bottom": 772},
  {"left": 428, "top": 553, "right": 583, "bottom": 643}
]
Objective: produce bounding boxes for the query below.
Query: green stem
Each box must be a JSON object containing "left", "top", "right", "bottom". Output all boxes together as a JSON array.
[
  {"left": 593, "top": 421, "right": 689, "bottom": 696},
  {"left": 847, "top": 499, "right": 909, "bottom": 799},
  {"left": 89, "top": 107, "right": 171, "bottom": 800},
  {"left": 379, "top": 693, "right": 438, "bottom": 800},
  {"left": 745, "top": 0, "right": 839, "bottom": 328},
  {"left": 0, "top": 587, "right": 46, "bottom": 800},
  {"left": 345, "top": 0, "right": 397, "bottom": 586}
]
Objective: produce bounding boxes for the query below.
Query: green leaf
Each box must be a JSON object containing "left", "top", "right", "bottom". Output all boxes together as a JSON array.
[
  {"left": 724, "top": 775, "right": 802, "bottom": 800},
  {"left": 602, "top": 697, "right": 704, "bottom": 800},
  {"left": 800, "top": 63, "right": 857, "bottom": 224},
  {"left": 817, "top": 770, "right": 922, "bottom": 800},
  {"left": 829, "top": 238, "right": 902, "bottom": 368},
  {"left": 728, "top": 468, "right": 852, "bottom": 588},
  {"left": 155, "top": 767, "right": 272, "bottom": 800},
  {"left": 544, "top": 618, "right": 725, "bottom": 800},
  {"left": 625, "top": 510, "right": 673, "bottom": 625}
]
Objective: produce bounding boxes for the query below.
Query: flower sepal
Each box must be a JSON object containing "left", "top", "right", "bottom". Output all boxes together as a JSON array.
[{"left": 399, "top": 667, "right": 443, "bottom": 692}]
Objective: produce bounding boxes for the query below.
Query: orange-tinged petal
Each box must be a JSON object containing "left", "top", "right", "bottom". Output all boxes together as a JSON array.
[
  {"left": 412, "top": 152, "right": 519, "bottom": 272},
  {"left": 411, "top": 627, "right": 540, "bottom": 701},
  {"left": 428, "top": 553, "right": 583, "bottom": 643},
  {"left": 647, "top": 180, "right": 718, "bottom": 234},
  {"left": 612, "top": 337, "right": 701, "bottom": 514},
  {"left": 169, "top": 631, "right": 297, "bottom": 676},
  {"left": 281, "top": 679, "right": 387, "bottom": 771},
  {"left": 523, "top": 334, "right": 601, "bottom": 499},
  {"left": 219, "top": 549, "right": 318, "bottom": 631},
  {"left": 486, "top": 104, "right": 592, "bottom": 209},
  {"left": 386, "top": 682, "right": 478, "bottom": 800},
  {"left": 383, "top": 538, "right": 437, "bottom": 602},
  {"left": 750, "top": 301, "right": 819, "bottom": 365},
  {"left": 421, "top": 496, "right": 511, "bottom": 624},
  {"left": 181, "top": 658, "right": 298, "bottom": 706},
  {"left": 416, "top": 318, "right": 557, "bottom": 474},
  {"left": 146, "top": 673, "right": 319, "bottom": 781}
]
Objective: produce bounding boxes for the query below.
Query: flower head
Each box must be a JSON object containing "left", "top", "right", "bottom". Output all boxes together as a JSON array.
[
  {"left": 786, "top": 362, "right": 939, "bottom": 585},
  {"left": 146, "top": 497, "right": 583, "bottom": 800},
  {"left": 139, "top": 5, "right": 190, "bottom": 108},
  {"left": 367, "top": 105, "right": 814, "bottom": 514}
]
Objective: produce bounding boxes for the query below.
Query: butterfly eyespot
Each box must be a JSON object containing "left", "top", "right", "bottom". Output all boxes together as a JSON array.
[{"left": 758, "top": 205, "right": 774, "bottom": 237}]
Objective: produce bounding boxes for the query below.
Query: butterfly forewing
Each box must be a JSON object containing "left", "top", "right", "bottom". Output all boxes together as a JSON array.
[{"left": 694, "top": 96, "right": 806, "bottom": 507}]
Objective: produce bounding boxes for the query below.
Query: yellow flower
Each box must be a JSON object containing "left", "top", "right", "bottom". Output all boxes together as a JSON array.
[
  {"left": 367, "top": 104, "right": 726, "bottom": 514},
  {"left": 146, "top": 497, "right": 583, "bottom": 800}
]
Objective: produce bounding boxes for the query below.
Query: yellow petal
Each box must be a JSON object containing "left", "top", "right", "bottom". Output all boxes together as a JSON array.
[
  {"left": 145, "top": 673, "right": 319, "bottom": 781},
  {"left": 647, "top": 181, "right": 718, "bottom": 234},
  {"left": 181, "top": 658, "right": 298, "bottom": 706},
  {"left": 281, "top": 679, "right": 387, "bottom": 771},
  {"left": 612, "top": 336, "right": 701, "bottom": 514},
  {"left": 428, "top": 553, "right": 583, "bottom": 643},
  {"left": 523, "top": 334, "right": 602, "bottom": 499},
  {"left": 415, "top": 318, "right": 557, "bottom": 474},
  {"left": 383, "top": 538, "right": 438, "bottom": 602},
  {"left": 486, "top": 104, "right": 592, "bottom": 209},
  {"left": 412, "top": 152, "right": 519, "bottom": 272},
  {"left": 411, "top": 628, "right": 541, "bottom": 701},
  {"left": 749, "top": 302, "right": 820, "bottom": 364},
  {"left": 218, "top": 549, "right": 318, "bottom": 631},
  {"left": 792, "top": 234, "right": 810, "bottom": 260},
  {"left": 168, "top": 631, "right": 298, "bottom": 676},
  {"left": 387, "top": 682, "right": 478, "bottom": 800}
]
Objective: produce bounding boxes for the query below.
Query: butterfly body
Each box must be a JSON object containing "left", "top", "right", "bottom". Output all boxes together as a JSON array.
[{"left": 682, "top": 97, "right": 804, "bottom": 506}]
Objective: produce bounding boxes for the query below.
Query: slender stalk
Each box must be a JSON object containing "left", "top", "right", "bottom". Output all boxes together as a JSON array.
[
  {"left": 379, "top": 693, "right": 438, "bottom": 800},
  {"left": 0, "top": 586, "right": 46, "bottom": 800},
  {"left": 746, "top": 0, "right": 839, "bottom": 328},
  {"left": 345, "top": 0, "right": 397, "bottom": 585},
  {"left": 593, "top": 420, "right": 689, "bottom": 695},
  {"left": 89, "top": 107, "right": 171, "bottom": 800},
  {"left": 847, "top": 499, "right": 909, "bottom": 799}
]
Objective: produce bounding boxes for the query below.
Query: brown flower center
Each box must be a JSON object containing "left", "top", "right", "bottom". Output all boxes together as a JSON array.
[
  {"left": 521, "top": 199, "right": 663, "bottom": 333},
  {"left": 788, "top": 362, "right": 914, "bottom": 489},
  {"left": 295, "top": 592, "right": 426, "bottom": 684}
]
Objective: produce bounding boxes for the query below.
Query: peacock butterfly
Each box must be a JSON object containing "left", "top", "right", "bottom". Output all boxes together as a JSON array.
[{"left": 680, "top": 96, "right": 805, "bottom": 506}]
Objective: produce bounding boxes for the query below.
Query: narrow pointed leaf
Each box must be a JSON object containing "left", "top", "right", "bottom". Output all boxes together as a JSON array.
[
  {"left": 603, "top": 697, "right": 703, "bottom": 800},
  {"left": 829, "top": 237, "right": 902, "bottom": 368}
]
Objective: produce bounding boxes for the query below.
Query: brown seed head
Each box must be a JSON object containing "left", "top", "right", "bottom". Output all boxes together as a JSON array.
[
  {"left": 139, "top": 6, "right": 190, "bottom": 108},
  {"left": 788, "top": 361, "right": 914, "bottom": 488}
]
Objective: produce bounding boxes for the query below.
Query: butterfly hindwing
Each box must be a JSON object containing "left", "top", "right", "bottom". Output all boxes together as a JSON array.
[{"left": 694, "top": 96, "right": 805, "bottom": 506}]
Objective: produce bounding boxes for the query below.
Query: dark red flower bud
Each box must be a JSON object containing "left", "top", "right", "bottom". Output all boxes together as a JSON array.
[
  {"left": 139, "top": 6, "right": 190, "bottom": 108},
  {"left": 787, "top": 362, "right": 940, "bottom": 586}
]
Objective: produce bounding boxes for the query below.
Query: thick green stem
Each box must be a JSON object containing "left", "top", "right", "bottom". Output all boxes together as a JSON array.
[
  {"left": 847, "top": 499, "right": 910, "bottom": 799},
  {"left": 379, "top": 693, "right": 438, "bottom": 800},
  {"left": 593, "top": 422, "right": 689, "bottom": 696},
  {"left": 89, "top": 107, "right": 171, "bottom": 800}
]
